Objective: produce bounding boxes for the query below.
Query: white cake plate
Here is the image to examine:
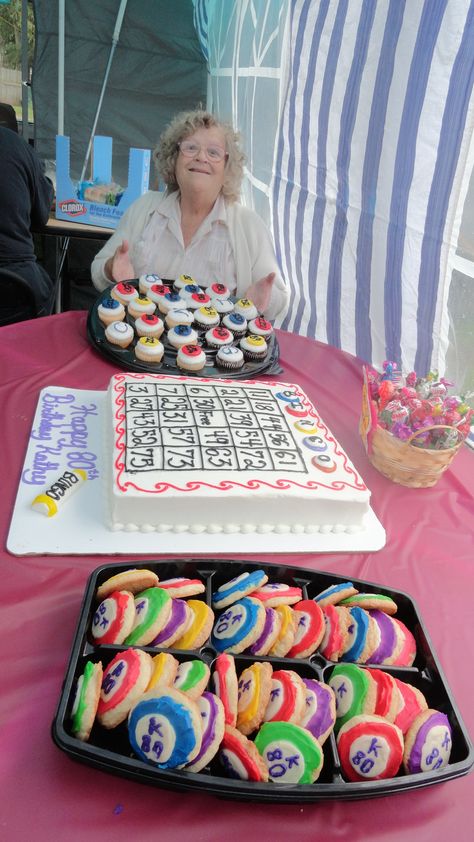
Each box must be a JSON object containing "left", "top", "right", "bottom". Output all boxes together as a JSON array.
[{"left": 7, "top": 387, "right": 386, "bottom": 556}]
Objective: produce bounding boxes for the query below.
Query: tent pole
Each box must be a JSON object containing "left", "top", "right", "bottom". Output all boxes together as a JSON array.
[
  {"left": 21, "top": 0, "right": 29, "bottom": 140},
  {"left": 79, "top": 0, "right": 128, "bottom": 184},
  {"left": 58, "top": 0, "right": 65, "bottom": 135}
]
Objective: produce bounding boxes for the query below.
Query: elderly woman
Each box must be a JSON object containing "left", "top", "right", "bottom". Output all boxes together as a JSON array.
[{"left": 91, "top": 109, "right": 288, "bottom": 320}]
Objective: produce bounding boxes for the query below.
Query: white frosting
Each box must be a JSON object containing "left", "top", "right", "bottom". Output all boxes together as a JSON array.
[
  {"left": 348, "top": 734, "right": 391, "bottom": 778},
  {"left": 108, "top": 374, "right": 371, "bottom": 533},
  {"left": 263, "top": 739, "right": 305, "bottom": 783},
  {"left": 133, "top": 712, "right": 176, "bottom": 763}
]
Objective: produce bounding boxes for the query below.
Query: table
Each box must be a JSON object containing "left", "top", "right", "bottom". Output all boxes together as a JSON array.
[{"left": 1, "top": 311, "right": 473, "bottom": 842}]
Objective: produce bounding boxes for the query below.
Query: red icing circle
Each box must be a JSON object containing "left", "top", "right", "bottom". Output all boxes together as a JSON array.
[
  {"left": 391, "top": 618, "right": 416, "bottom": 666},
  {"left": 338, "top": 719, "right": 403, "bottom": 781},
  {"left": 393, "top": 678, "right": 426, "bottom": 734},
  {"left": 287, "top": 600, "right": 325, "bottom": 656},
  {"left": 98, "top": 649, "right": 142, "bottom": 714},
  {"left": 265, "top": 670, "right": 299, "bottom": 722},
  {"left": 191, "top": 293, "right": 211, "bottom": 304},
  {"left": 140, "top": 314, "right": 159, "bottom": 325},
  {"left": 312, "top": 454, "right": 337, "bottom": 473},
  {"left": 150, "top": 284, "right": 169, "bottom": 296},
  {"left": 285, "top": 404, "right": 308, "bottom": 418},
  {"left": 365, "top": 668, "right": 397, "bottom": 718},
  {"left": 181, "top": 344, "right": 203, "bottom": 357},
  {"left": 320, "top": 604, "right": 344, "bottom": 660},
  {"left": 95, "top": 591, "right": 130, "bottom": 645},
  {"left": 221, "top": 730, "right": 266, "bottom": 781}
]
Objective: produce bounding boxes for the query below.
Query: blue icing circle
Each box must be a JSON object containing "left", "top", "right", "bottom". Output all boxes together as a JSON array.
[
  {"left": 314, "top": 582, "right": 354, "bottom": 603},
  {"left": 340, "top": 607, "right": 369, "bottom": 662},
  {"left": 174, "top": 324, "right": 192, "bottom": 336},
  {"left": 184, "top": 284, "right": 201, "bottom": 295},
  {"left": 229, "top": 313, "right": 245, "bottom": 325},
  {"left": 211, "top": 597, "right": 262, "bottom": 651},
  {"left": 212, "top": 569, "right": 267, "bottom": 607},
  {"left": 103, "top": 297, "right": 120, "bottom": 309},
  {"left": 302, "top": 435, "right": 327, "bottom": 452},
  {"left": 165, "top": 292, "right": 181, "bottom": 302},
  {"left": 275, "top": 390, "right": 298, "bottom": 403},
  {"left": 128, "top": 696, "right": 198, "bottom": 768}
]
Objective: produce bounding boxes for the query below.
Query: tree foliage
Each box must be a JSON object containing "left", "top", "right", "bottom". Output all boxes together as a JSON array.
[{"left": 0, "top": 0, "right": 35, "bottom": 69}]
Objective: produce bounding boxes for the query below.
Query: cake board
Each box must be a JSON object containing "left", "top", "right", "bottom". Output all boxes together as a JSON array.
[{"left": 7, "top": 386, "right": 386, "bottom": 555}]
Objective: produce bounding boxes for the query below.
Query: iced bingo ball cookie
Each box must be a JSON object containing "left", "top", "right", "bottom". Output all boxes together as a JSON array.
[
  {"left": 249, "top": 582, "right": 302, "bottom": 608},
  {"left": 329, "top": 663, "right": 377, "bottom": 731},
  {"left": 365, "top": 668, "right": 399, "bottom": 722},
  {"left": 150, "top": 598, "right": 192, "bottom": 647},
  {"left": 287, "top": 599, "right": 325, "bottom": 658},
  {"left": 366, "top": 609, "right": 399, "bottom": 665},
  {"left": 148, "top": 652, "right": 180, "bottom": 691},
  {"left": 247, "top": 606, "right": 282, "bottom": 656},
  {"left": 110, "top": 281, "right": 138, "bottom": 304},
  {"left": 97, "top": 296, "right": 125, "bottom": 325},
  {"left": 96, "top": 567, "right": 159, "bottom": 600},
  {"left": 91, "top": 590, "right": 135, "bottom": 645},
  {"left": 134, "top": 336, "right": 164, "bottom": 364},
  {"left": 314, "top": 581, "right": 359, "bottom": 607},
  {"left": 157, "top": 577, "right": 205, "bottom": 598},
  {"left": 97, "top": 648, "right": 153, "bottom": 729},
  {"left": 403, "top": 709, "right": 452, "bottom": 774},
  {"left": 124, "top": 587, "right": 172, "bottom": 646},
  {"left": 393, "top": 677, "right": 428, "bottom": 735},
  {"left": 138, "top": 272, "right": 162, "bottom": 295},
  {"left": 339, "top": 593, "right": 398, "bottom": 615},
  {"left": 213, "top": 653, "right": 238, "bottom": 727},
  {"left": 263, "top": 669, "right": 306, "bottom": 725},
  {"left": 212, "top": 569, "right": 269, "bottom": 610},
  {"left": 128, "top": 687, "right": 202, "bottom": 768},
  {"left": 220, "top": 725, "right": 269, "bottom": 781},
  {"left": 71, "top": 660, "right": 103, "bottom": 742},
  {"left": 390, "top": 617, "right": 416, "bottom": 667},
  {"left": 172, "top": 599, "right": 214, "bottom": 650},
  {"left": 176, "top": 343, "right": 207, "bottom": 372},
  {"left": 355, "top": 612, "right": 381, "bottom": 665},
  {"left": 268, "top": 604, "right": 297, "bottom": 657},
  {"left": 211, "top": 597, "right": 266, "bottom": 655},
  {"left": 135, "top": 313, "right": 164, "bottom": 338},
  {"left": 173, "top": 659, "right": 210, "bottom": 700},
  {"left": 318, "top": 604, "right": 351, "bottom": 662},
  {"left": 255, "top": 721, "right": 324, "bottom": 784},
  {"left": 186, "top": 691, "right": 225, "bottom": 773},
  {"left": 300, "top": 678, "right": 336, "bottom": 745},
  {"left": 340, "top": 606, "right": 371, "bottom": 663},
  {"left": 337, "top": 714, "right": 404, "bottom": 782},
  {"left": 236, "top": 661, "right": 273, "bottom": 736},
  {"left": 104, "top": 320, "right": 134, "bottom": 348}
]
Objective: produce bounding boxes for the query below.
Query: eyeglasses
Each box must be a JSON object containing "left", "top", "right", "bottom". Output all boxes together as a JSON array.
[{"left": 177, "top": 140, "right": 227, "bottom": 162}]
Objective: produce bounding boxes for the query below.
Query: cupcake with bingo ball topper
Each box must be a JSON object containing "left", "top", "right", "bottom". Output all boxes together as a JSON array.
[
  {"left": 248, "top": 316, "right": 274, "bottom": 338},
  {"left": 222, "top": 312, "right": 247, "bottom": 338},
  {"left": 139, "top": 273, "right": 162, "bottom": 295},
  {"left": 205, "top": 325, "right": 234, "bottom": 350},
  {"left": 158, "top": 291, "right": 186, "bottom": 315},
  {"left": 127, "top": 294, "right": 156, "bottom": 319},
  {"left": 176, "top": 343, "right": 207, "bottom": 372},
  {"left": 148, "top": 283, "right": 172, "bottom": 305},
  {"left": 207, "top": 282, "right": 231, "bottom": 299},
  {"left": 174, "top": 273, "right": 196, "bottom": 292},
  {"left": 110, "top": 281, "right": 138, "bottom": 305},
  {"left": 134, "top": 313, "right": 164, "bottom": 338},
  {"left": 134, "top": 337, "right": 164, "bottom": 364},
  {"left": 167, "top": 324, "right": 199, "bottom": 349},
  {"left": 193, "top": 305, "right": 220, "bottom": 331},
  {"left": 165, "top": 308, "right": 194, "bottom": 329},
  {"left": 239, "top": 334, "right": 268, "bottom": 362},
  {"left": 104, "top": 320, "right": 134, "bottom": 348},
  {"left": 233, "top": 298, "right": 259, "bottom": 320},
  {"left": 216, "top": 344, "right": 244, "bottom": 370},
  {"left": 186, "top": 291, "right": 212, "bottom": 310},
  {"left": 210, "top": 296, "right": 234, "bottom": 315},
  {"left": 97, "top": 296, "right": 125, "bottom": 325},
  {"left": 181, "top": 283, "right": 204, "bottom": 300}
]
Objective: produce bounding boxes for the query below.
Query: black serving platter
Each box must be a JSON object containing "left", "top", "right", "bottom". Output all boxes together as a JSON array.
[
  {"left": 52, "top": 559, "right": 473, "bottom": 802},
  {"left": 87, "top": 280, "right": 282, "bottom": 379}
]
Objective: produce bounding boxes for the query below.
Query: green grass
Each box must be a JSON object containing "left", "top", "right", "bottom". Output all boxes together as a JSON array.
[{"left": 13, "top": 103, "right": 34, "bottom": 121}]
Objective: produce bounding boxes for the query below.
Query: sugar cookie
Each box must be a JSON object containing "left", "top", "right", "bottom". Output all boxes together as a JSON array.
[
  {"left": 97, "top": 648, "right": 153, "bottom": 729},
  {"left": 71, "top": 660, "right": 103, "bottom": 742},
  {"left": 255, "top": 721, "right": 324, "bottom": 784},
  {"left": 337, "top": 714, "right": 404, "bottom": 781},
  {"left": 128, "top": 687, "right": 202, "bottom": 768},
  {"left": 236, "top": 661, "right": 273, "bottom": 736}
]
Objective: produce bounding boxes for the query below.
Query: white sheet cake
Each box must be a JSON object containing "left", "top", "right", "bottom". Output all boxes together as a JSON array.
[{"left": 108, "top": 373, "right": 371, "bottom": 534}]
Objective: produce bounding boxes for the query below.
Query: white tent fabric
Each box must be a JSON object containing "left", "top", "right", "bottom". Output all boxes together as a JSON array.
[{"left": 194, "top": 0, "right": 474, "bottom": 376}]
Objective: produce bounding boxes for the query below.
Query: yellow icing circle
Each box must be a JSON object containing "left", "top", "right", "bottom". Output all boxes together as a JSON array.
[
  {"left": 246, "top": 335, "right": 265, "bottom": 347},
  {"left": 294, "top": 420, "right": 319, "bottom": 434},
  {"left": 237, "top": 664, "right": 261, "bottom": 726},
  {"left": 173, "top": 600, "right": 209, "bottom": 648}
]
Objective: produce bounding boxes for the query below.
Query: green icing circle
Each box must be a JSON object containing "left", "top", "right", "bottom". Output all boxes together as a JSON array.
[
  {"left": 124, "top": 587, "right": 171, "bottom": 645},
  {"left": 72, "top": 660, "right": 95, "bottom": 735},
  {"left": 329, "top": 663, "right": 371, "bottom": 730},
  {"left": 255, "top": 721, "right": 322, "bottom": 784}
]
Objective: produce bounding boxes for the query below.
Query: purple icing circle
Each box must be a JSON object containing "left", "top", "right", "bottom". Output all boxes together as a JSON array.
[
  {"left": 368, "top": 609, "right": 397, "bottom": 664},
  {"left": 248, "top": 607, "right": 277, "bottom": 654},
  {"left": 406, "top": 711, "right": 451, "bottom": 774},
  {"left": 150, "top": 598, "right": 188, "bottom": 645},
  {"left": 301, "top": 678, "right": 335, "bottom": 741},
  {"left": 187, "top": 692, "right": 220, "bottom": 767}
]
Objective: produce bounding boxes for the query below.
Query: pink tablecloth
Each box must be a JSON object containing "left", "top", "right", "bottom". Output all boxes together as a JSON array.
[{"left": 1, "top": 311, "right": 473, "bottom": 842}]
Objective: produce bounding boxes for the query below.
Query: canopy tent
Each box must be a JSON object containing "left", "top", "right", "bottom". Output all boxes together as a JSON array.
[{"left": 30, "top": 0, "right": 474, "bottom": 380}]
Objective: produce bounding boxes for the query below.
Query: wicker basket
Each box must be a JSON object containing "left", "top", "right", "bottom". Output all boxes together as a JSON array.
[{"left": 362, "top": 423, "right": 464, "bottom": 488}]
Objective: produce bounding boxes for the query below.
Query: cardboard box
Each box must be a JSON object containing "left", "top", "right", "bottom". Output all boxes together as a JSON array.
[{"left": 55, "top": 135, "right": 151, "bottom": 229}]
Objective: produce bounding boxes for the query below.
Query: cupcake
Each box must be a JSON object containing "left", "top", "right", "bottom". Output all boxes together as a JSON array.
[
  {"left": 138, "top": 273, "right": 162, "bottom": 295},
  {"left": 174, "top": 273, "right": 197, "bottom": 292},
  {"left": 240, "top": 334, "right": 268, "bottom": 361},
  {"left": 165, "top": 308, "right": 194, "bottom": 329},
  {"left": 127, "top": 295, "right": 156, "bottom": 319},
  {"left": 222, "top": 312, "right": 248, "bottom": 338},
  {"left": 248, "top": 316, "right": 274, "bottom": 338},
  {"left": 97, "top": 296, "right": 125, "bottom": 325},
  {"left": 104, "top": 320, "right": 134, "bottom": 348},
  {"left": 167, "top": 324, "right": 199, "bottom": 349},
  {"left": 193, "top": 305, "right": 220, "bottom": 331},
  {"left": 135, "top": 313, "right": 164, "bottom": 338},
  {"left": 205, "top": 325, "right": 234, "bottom": 349},
  {"left": 134, "top": 336, "right": 164, "bottom": 364},
  {"left": 215, "top": 345, "right": 244, "bottom": 370},
  {"left": 233, "top": 298, "right": 259, "bottom": 320},
  {"left": 148, "top": 284, "right": 172, "bottom": 305},
  {"left": 176, "top": 344, "right": 207, "bottom": 372},
  {"left": 207, "top": 282, "right": 231, "bottom": 299},
  {"left": 158, "top": 291, "right": 186, "bottom": 315},
  {"left": 210, "top": 296, "right": 234, "bottom": 315},
  {"left": 110, "top": 281, "right": 138, "bottom": 305},
  {"left": 181, "top": 283, "right": 203, "bottom": 300},
  {"left": 186, "top": 291, "right": 212, "bottom": 310}
]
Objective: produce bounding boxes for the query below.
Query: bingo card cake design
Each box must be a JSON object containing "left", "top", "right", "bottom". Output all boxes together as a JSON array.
[{"left": 108, "top": 373, "right": 371, "bottom": 534}]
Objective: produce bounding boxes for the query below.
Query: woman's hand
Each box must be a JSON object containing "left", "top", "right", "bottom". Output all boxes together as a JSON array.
[
  {"left": 243, "top": 272, "right": 275, "bottom": 314},
  {"left": 105, "top": 240, "right": 135, "bottom": 283}
]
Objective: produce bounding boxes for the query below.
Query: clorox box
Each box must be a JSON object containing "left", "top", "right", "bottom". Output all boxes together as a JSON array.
[{"left": 55, "top": 135, "right": 151, "bottom": 229}]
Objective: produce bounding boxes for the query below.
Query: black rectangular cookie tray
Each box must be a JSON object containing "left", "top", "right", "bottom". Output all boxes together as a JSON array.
[{"left": 51, "top": 559, "right": 473, "bottom": 802}]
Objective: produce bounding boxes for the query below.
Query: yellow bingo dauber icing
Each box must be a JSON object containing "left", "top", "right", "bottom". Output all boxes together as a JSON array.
[{"left": 32, "top": 468, "right": 87, "bottom": 516}]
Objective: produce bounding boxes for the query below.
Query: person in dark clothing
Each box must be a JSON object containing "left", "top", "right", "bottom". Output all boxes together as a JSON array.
[{"left": 0, "top": 126, "right": 55, "bottom": 321}]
